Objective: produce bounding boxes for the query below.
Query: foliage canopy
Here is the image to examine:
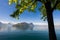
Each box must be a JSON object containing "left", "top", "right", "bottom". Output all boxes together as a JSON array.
[{"left": 9, "top": 0, "right": 60, "bottom": 20}]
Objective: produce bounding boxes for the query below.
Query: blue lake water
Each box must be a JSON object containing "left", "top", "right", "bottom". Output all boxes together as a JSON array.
[
  {"left": 0, "top": 26, "right": 60, "bottom": 40},
  {"left": 0, "top": 30, "right": 60, "bottom": 40}
]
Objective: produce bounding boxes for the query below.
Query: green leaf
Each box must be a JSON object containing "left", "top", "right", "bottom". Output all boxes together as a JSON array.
[
  {"left": 9, "top": 0, "right": 13, "bottom": 5},
  {"left": 51, "top": 0, "right": 56, "bottom": 8},
  {"left": 39, "top": 4, "right": 47, "bottom": 21},
  {"left": 56, "top": 3, "right": 60, "bottom": 10},
  {"left": 13, "top": 0, "right": 18, "bottom": 4},
  {"left": 10, "top": 9, "right": 20, "bottom": 19}
]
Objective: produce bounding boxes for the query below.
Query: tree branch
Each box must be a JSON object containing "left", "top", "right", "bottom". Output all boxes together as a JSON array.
[
  {"left": 36, "top": 0, "right": 41, "bottom": 2},
  {"left": 52, "top": 0, "right": 60, "bottom": 11}
]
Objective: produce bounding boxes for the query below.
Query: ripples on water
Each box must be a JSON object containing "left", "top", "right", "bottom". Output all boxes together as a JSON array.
[
  {"left": 0, "top": 26, "right": 60, "bottom": 40},
  {"left": 0, "top": 31, "right": 49, "bottom": 40}
]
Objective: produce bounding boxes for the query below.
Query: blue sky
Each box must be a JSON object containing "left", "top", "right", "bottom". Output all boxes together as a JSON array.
[{"left": 0, "top": 0, "right": 60, "bottom": 25}]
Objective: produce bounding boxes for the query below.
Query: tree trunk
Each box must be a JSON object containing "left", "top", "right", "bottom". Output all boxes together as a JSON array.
[
  {"left": 47, "top": 11, "right": 57, "bottom": 40},
  {"left": 45, "top": 1, "right": 57, "bottom": 40}
]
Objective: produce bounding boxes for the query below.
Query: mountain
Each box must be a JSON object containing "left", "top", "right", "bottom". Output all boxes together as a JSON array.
[
  {"left": 0, "top": 22, "right": 34, "bottom": 31},
  {"left": 0, "top": 22, "right": 13, "bottom": 31},
  {"left": 13, "top": 22, "right": 34, "bottom": 30}
]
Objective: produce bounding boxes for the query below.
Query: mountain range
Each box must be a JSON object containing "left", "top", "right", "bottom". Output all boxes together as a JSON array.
[{"left": 0, "top": 22, "right": 34, "bottom": 31}]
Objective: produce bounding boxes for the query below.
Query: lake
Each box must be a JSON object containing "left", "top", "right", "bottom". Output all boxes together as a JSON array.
[
  {"left": 0, "top": 25, "right": 60, "bottom": 40},
  {"left": 0, "top": 31, "right": 49, "bottom": 40}
]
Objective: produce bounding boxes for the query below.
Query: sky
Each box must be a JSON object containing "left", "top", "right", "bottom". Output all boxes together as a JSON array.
[{"left": 0, "top": 0, "right": 60, "bottom": 25}]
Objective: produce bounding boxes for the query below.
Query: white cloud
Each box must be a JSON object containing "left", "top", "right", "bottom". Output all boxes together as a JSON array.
[
  {"left": 0, "top": 20, "right": 60, "bottom": 25},
  {"left": 33, "top": 22, "right": 60, "bottom": 25},
  {"left": 0, "top": 20, "right": 18, "bottom": 24},
  {"left": 33, "top": 22, "right": 48, "bottom": 25},
  {"left": 0, "top": 20, "right": 9, "bottom": 24}
]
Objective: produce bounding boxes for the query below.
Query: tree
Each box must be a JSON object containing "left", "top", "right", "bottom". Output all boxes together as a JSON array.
[{"left": 8, "top": 0, "right": 60, "bottom": 40}]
